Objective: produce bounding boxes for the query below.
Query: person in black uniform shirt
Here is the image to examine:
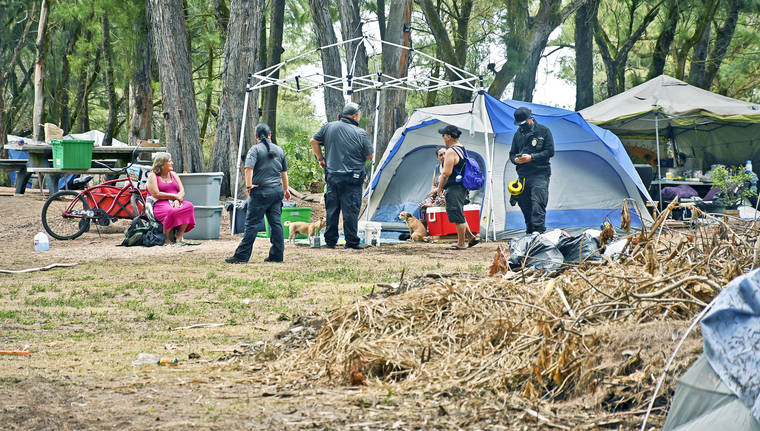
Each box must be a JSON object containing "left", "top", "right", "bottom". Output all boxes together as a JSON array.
[
  {"left": 310, "top": 102, "right": 374, "bottom": 249},
  {"left": 509, "top": 107, "right": 554, "bottom": 234},
  {"left": 226, "top": 123, "right": 290, "bottom": 263}
]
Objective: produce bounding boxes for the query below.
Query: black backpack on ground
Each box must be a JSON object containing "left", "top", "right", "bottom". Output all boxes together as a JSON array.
[{"left": 120, "top": 215, "right": 165, "bottom": 247}]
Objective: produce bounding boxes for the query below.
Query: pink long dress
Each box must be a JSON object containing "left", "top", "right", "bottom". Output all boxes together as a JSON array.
[{"left": 151, "top": 172, "right": 195, "bottom": 232}]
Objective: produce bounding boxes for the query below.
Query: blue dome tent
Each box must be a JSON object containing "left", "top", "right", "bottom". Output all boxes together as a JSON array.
[{"left": 363, "top": 92, "right": 653, "bottom": 239}]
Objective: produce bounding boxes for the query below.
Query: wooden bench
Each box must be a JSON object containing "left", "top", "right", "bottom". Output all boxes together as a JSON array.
[
  {"left": 26, "top": 167, "right": 127, "bottom": 196},
  {"left": 27, "top": 167, "right": 118, "bottom": 175},
  {"left": 0, "top": 159, "right": 28, "bottom": 170},
  {"left": 0, "top": 159, "right": 29, "bottom": 194}
]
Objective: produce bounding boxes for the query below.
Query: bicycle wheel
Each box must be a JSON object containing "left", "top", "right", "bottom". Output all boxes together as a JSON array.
[{"left": 41, "top": 190, "right": 91, "bottom": 240}]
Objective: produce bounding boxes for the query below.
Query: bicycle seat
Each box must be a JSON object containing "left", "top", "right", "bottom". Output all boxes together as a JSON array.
[{"left": 70, "top": 175, "right": 93, "bottom": 190}]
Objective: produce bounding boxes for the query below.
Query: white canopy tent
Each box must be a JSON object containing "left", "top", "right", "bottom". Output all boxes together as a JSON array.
[
  {"left": 580, "top": 75, "right": 760, "bottom": 202},
  {"left": 231, "top": 35, "right": 495, "bottom": 236}
]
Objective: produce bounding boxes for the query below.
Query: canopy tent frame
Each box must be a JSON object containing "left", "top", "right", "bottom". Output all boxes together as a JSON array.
[{"left": 231, "top": 34, "right": 501, "bottom": 241}]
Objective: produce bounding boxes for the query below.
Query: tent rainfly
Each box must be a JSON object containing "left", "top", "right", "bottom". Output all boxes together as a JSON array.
[{"left": 363, "top": 92, "right": 653, "bottom": 239}]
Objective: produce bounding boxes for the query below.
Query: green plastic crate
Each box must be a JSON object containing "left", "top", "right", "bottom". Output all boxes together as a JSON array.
[
  {"left": 258, "top": 206, "right": 312, "bottom": 238},
  {"left": 51, "top": 139, "right": 94, "bottom": 169}
]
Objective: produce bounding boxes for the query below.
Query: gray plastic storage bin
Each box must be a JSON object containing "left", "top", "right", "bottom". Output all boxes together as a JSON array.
[
  {"left": 177, "top": 172, "right": 224, "bottom": 206},
  {"left": 184, "top": 205, "right": 223, "bottom": 240}
]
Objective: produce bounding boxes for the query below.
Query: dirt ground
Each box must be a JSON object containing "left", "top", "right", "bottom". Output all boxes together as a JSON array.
[
  {"left": 0, "top": 186, "right": 706, "bottom": 430},
  {"left": 0, "top": 187, "right": 510, "bottom": 430}
]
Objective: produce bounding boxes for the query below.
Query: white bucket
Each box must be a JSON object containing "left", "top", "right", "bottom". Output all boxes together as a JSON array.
[
  {"left": 358, "top": 221, "right": 381, "bottom": 246},
  {"left": 310, "top": 236, "right": 321, "bottom": 248}
]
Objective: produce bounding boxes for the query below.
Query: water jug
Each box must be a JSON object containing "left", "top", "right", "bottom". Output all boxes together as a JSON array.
[{"left": 34, "top": 231, "right": 50, "bottom": 252}]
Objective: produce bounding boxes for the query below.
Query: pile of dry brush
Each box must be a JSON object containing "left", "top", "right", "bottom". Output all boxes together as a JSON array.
[{"left": 255, "top": 199, "right": 760, "bottom": 425}]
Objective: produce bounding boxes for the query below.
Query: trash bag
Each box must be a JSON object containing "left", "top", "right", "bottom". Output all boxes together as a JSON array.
[
  {"left": 556, "top": 233, "right": 602, "bottom": 264},
  {"left": 507, "top": 233, "right": 564, "bottom": 272}
]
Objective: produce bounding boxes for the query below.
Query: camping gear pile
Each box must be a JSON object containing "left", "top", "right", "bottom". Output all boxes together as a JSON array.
[{"left": 247, "top": 201, "right": 760, "bottom": 428}]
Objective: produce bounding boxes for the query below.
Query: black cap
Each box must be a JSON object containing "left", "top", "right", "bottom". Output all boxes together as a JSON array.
[
  {"left": 437, "top": 124, "right": 462, "bottom": 138},
  {"left": 342, "top": 102, "right": 361, "bottom": 116},
  {"left": 514, "top": 107, "right": 532, "bottom": 125}
]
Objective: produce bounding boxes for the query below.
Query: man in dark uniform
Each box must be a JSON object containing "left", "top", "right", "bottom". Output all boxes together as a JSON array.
[
  {"left": 509, "top": 107, "right": 554, "bottom": 234},
  {"left": 310, "top": 102, "right": 374, "bottom": 249}
]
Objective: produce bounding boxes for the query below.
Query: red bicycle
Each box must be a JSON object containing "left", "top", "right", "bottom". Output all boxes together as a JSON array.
[{"left": 41, "top": 163, "right": 148, "bottom": 240}]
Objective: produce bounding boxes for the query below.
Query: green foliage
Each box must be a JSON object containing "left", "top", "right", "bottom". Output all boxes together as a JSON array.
[
  {"left": 275, "top": 89, "right": 323, "bottom": 191},
  {"left": 710, "top": 165, "right": 758, "bottom": 207}
]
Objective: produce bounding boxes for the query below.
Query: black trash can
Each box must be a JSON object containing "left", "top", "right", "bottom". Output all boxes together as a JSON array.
[{"left": 225, "top": 200, "right": 265, "bottom": 235}]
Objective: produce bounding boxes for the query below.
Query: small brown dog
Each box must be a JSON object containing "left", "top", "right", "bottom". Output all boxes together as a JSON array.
[
  {"left": 398, "top": 211, "right": 429, "bottom": 242},
  {"left": 284, "top": 217, "right": 326, "bottom": 244}
]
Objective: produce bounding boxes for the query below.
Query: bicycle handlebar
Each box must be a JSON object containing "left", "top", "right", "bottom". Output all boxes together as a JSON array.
[{"left": 90, "top": 143, "right": 143, "bottom": 174}]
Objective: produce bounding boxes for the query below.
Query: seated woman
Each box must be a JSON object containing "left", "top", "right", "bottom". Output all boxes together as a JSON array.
[
  {"left": 145, "top": 152, "right": 197, "bottom": 245},
  {"left": 419, "top": 147, "right": 447, "bottom": 228}
]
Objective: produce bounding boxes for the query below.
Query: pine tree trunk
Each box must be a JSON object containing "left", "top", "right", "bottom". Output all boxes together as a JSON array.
[
  {"left": 702, "top": 0, "right": 740, "bottom": 90},
  {"left": 149, "top": 0, "right": 204, "bottom": 173},
  {"left": 574, "top": 1, "right": 596, "bottom": 110},
  {"left": 376, "top": 0, "right": 411, "bottom": 162},
  {"left": 129, "top": 0, "right": 154, "bottom": 146},
  {"left": 102, "top": 14, "right": 116, "bottom": 146},
  {"left": 646, "top": 0, "right": 677, "bottom": 80},
  {"left": 338, "top": 0, "right": 371, "bottom": 116},
  {"left": 32, "top": 0, "right": 50, "bottom": 142},
  {"left": 261, "top": 0, "right": 285, "bottom": 142},
  {"left": 210, "top": 0, "right": 263, "bottom": 197},
  {"left": 308, "top": 0, "right": 343, "bottom": 121},
  {"left": 512, "top": 0, "right": 562, "bottom": 102},
  {"left": 0, "top": 4, "right": 35, "bottom": 148},
  {"left": 688, "top": 25, "right": 710, "bottom": 88}
]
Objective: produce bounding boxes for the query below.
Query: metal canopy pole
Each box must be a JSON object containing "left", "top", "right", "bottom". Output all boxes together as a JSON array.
[
  {"left": 654, "top": 110, "right": 662, "bottom": 211},
  {"left": 365, "top": 87, "right": 381, "bottom": 221},
  {"left": 479, "top": 91, "right": 495, "bottom": 241},
  {"left": 231, "top": 74, "right": 252, "bottom": 235}
]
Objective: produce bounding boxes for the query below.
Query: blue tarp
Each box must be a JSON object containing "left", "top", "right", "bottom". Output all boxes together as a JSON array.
[{"left": 701, "top": 268, "right": 760, "bottom": 422}]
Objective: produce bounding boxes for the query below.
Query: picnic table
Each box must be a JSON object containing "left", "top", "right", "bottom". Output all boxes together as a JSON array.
[{"left": 3, "top": 140, "right": 166, "bottom": 194}]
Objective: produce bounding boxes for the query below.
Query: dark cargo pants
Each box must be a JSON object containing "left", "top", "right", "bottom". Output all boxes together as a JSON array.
[
  {"left": 324, "top": 172, "right": 363, "bottom": 247},
  {"left": 517, "top": 174, "right": 549, "bottom": 234}
]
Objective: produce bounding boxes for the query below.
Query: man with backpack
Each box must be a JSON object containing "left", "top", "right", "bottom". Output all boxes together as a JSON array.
[
  {"left": 433, "top": 125, "right": 479, "bottom": 249},
  {"left": 509, "top": 107, "right": 555, "bottom": 234}
]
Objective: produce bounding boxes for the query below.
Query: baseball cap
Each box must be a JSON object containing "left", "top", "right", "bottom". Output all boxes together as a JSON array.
[
  {"left": 342, "top": 102, "right": 361, "bottom": 116},
  {"left": 437, "top": 124, "right": 462, "bottom": 138},
  {"left": 514, "top": 107, "right": 532, "bottom": 125}
]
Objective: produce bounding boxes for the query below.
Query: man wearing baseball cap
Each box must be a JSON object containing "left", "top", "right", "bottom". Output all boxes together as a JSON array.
[
  {"left": 508, "top": 106, "right": 554, "bottom": 234},
  {"left": 310, "top": 102, "right": 374, "bottom": 249}
]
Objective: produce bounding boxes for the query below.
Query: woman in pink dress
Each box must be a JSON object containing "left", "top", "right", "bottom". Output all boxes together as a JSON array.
[{"left": 145, "top": 152, "right": 196, "bottom": 245}]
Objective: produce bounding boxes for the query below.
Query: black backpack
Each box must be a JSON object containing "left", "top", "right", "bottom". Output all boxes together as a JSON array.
[{"left": 121, "top": 215, "right": 165, "bottom": 247}]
